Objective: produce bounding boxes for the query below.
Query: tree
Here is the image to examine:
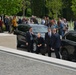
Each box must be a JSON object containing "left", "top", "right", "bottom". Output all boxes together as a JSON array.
[
  {"left": 46, "top": 0, "right": 63, "bottom": 19},
  {"left": 31, "top": 0, "right": 45, "bottom": 17},
  {"left": 62, "top": 0, "right": 73, "bottom": 20},
  {"left": 22, "top": 0, "right": 31, "bottom": 16},
  {"left": 71, "top": 0, "right": 76, "bottom": 16},
  {"left": 0, "top": 0, "right": 22, "bottom": 15}
]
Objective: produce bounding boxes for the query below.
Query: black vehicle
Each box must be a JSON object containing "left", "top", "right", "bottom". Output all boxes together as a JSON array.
[
  {"left": 60, "top": 30, "right": 76, "bottom": 61},
  {"left": 14, "top": 24, "right": 47, "bottom": 51}
]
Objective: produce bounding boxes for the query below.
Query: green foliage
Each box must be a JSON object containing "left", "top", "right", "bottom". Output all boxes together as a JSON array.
[
  {"left": 31, "top": 0, "right": 45, "bottom": 17},
  {"left": 26, "top": 8, "right": 32, "bottom": 16},
  {"left": 0, "top": 0, "right": 76, "bottom": 20},
  {"left": 71, "top": 0, "right": 76, "bottom": 15},
  {"left": 22, "top": 0, "right": 31, "bottom": 16},
  {"left": 46, "top": 0, "right": 63, "bottom": 19},
  {"left": 25, "top": 0, "right": 30, "bottom": 8},
  {"left": 0, "top": 0, "right": 22, "bottom": 15}
]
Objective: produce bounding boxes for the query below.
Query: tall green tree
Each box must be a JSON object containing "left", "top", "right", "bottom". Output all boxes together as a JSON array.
[
  {"left": 0, "top": 0, "right": 22, "bottom": 15},
  {"left": 71, "top": 0, "right": 76, "bottom": 16},
  {"left": 62, "top": 0, "right": 72, "bottom": 20},
  {"left": 22, "top": 0, "right": 31, "bottom": 16},
  {"left": 46, "top": 0, "right": 62, "bottom": 19},
  {"left": 31, "top": 0, "right": 45, "bottom": 17}
]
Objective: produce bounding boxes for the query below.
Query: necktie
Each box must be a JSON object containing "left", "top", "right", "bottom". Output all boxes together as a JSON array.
[
  {"left": 30, "top": 33, "right": 33, "bottom": 40},
  {"left": 48, "top": 32, "right": 51, "bottom": 37}
]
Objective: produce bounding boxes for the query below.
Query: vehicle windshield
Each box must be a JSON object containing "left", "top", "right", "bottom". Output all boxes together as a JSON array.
[{"left": 32, "top": 26, "right": 48, "bottom": 33}]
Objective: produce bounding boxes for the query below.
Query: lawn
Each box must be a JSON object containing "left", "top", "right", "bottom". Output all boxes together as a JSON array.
[{"left": 68, "top": 21, "right": 74, "bottom": 30}]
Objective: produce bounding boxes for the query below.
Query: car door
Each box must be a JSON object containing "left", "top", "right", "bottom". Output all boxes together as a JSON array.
[
  {"left": 64, "top": 32, "right": 76, "bottom": 55},
  {"left": 17, "top": 25, "right": 29, "bottom": 44}
]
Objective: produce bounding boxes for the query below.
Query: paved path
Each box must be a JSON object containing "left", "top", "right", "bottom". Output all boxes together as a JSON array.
[
  {"left": 0, "top": 47, "right": 76, "bottom": 75},
  {"left": 0, "top": 33, "right": 17, "bottom": 49}
]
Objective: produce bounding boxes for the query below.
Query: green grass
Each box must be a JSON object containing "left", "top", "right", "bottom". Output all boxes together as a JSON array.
[{"left": 68, "top": 21, "right": 74, "bottom": 30}]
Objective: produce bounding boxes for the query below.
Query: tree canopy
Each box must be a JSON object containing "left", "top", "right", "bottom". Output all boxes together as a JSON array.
[
  {"left": 46, "top": 0, "right": 62, "bottom": 19},
  {"left": 31, "top": 0, "right": 45, "bottom": 17},
  {"left": 0, "top": 0, "right": 76, "bottom": 20},
  {"left": 71, "top": 0, "right": 76, "bottom": 16},
  {"left": 0, "top": 0, "right": 22, "bottom": 15}
]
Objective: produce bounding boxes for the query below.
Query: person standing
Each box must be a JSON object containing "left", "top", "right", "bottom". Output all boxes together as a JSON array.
[
  {"left": 41, "top": 17, "right": 45, "bottom": 25},
  {"left": 45, "top": 28, "right": 52, "bottom": 57},
  {"left": 51, "top": 28, "right": 61, "bottom": 59},
  {"left": 57, "top": 19, "right": 64, "bottom": 37},
  {"left": 36, "top": 33, "right": 44, "bottom": 55},
  {"left": 4, "top": 15, "right": 10, "bottom": 32},
  {"left": 12, "top": 16, "right": 18, "bottom": 31},
  {"left": 9, "top": 16, "right": 13, "bottom": 33},
  {"left": 26, "top": 27, "right": 35, "bottom": 53},
  {"left": 0, "top": 17, "right": 3, "bottom": 32}
]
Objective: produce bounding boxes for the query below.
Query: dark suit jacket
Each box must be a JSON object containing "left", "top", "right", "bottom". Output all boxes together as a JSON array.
[
  {"left": 26, "top": 31, "right": 35, "bottom": 43},
  {"left": 36, "top": 37, "right": 44, "bottom": 47},
  {"left": 51, "top": 33, "right": 61, "bottom": 49},
  {"left": 45, "top": 32, "right": 51, "bottom": 46}
]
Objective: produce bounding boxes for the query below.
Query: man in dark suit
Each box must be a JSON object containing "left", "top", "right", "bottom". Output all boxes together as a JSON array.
[
  {"left": 45, "top": 28, "right": 52, "bottom": 57},
  {"left": 26, "top": 27, "right": 35, "bottom": 53},
  {"left": 51, "top": 28, "right": 61, "bottom": 59}
]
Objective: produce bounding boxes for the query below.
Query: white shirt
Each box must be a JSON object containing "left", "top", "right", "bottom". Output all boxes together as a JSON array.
[{"left": 48, "top": 32, "right": 51, "bottom": 37}]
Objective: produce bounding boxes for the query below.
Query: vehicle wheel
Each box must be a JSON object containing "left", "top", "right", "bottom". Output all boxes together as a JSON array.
[
  {"left": 62, "top": 50, "right": 69, "bottom": 60},
  {"left": 17, "top": 43, "right": 21, "bottom": 48},
  {"left": 17, "top": 39, "right": 21, "bottom": 48},
  {"left": 33, "top": 43, "right": 37, "bottom": 52}
]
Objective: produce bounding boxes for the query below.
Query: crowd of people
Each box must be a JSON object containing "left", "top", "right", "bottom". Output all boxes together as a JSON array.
[
  {"left": 41, "top": 16, "right": 69, "bottom": 37},
  {"left": 25, "top": 26, "right": 61, "bottom": 59},
  {"left": 0, "top": 15, "right": 39, "bottom": 33},
  {"left": 0, "top": 15, "right": 69, "bottom": 35},
  {"left": 20, "top": 16, "right": 69, "bottom": 59},
  {"left": 0, "top": 15, "right": 73, "bottom": 59},
  {"left": 0, "top": 15, "right": 17, "bottom": 33}
]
